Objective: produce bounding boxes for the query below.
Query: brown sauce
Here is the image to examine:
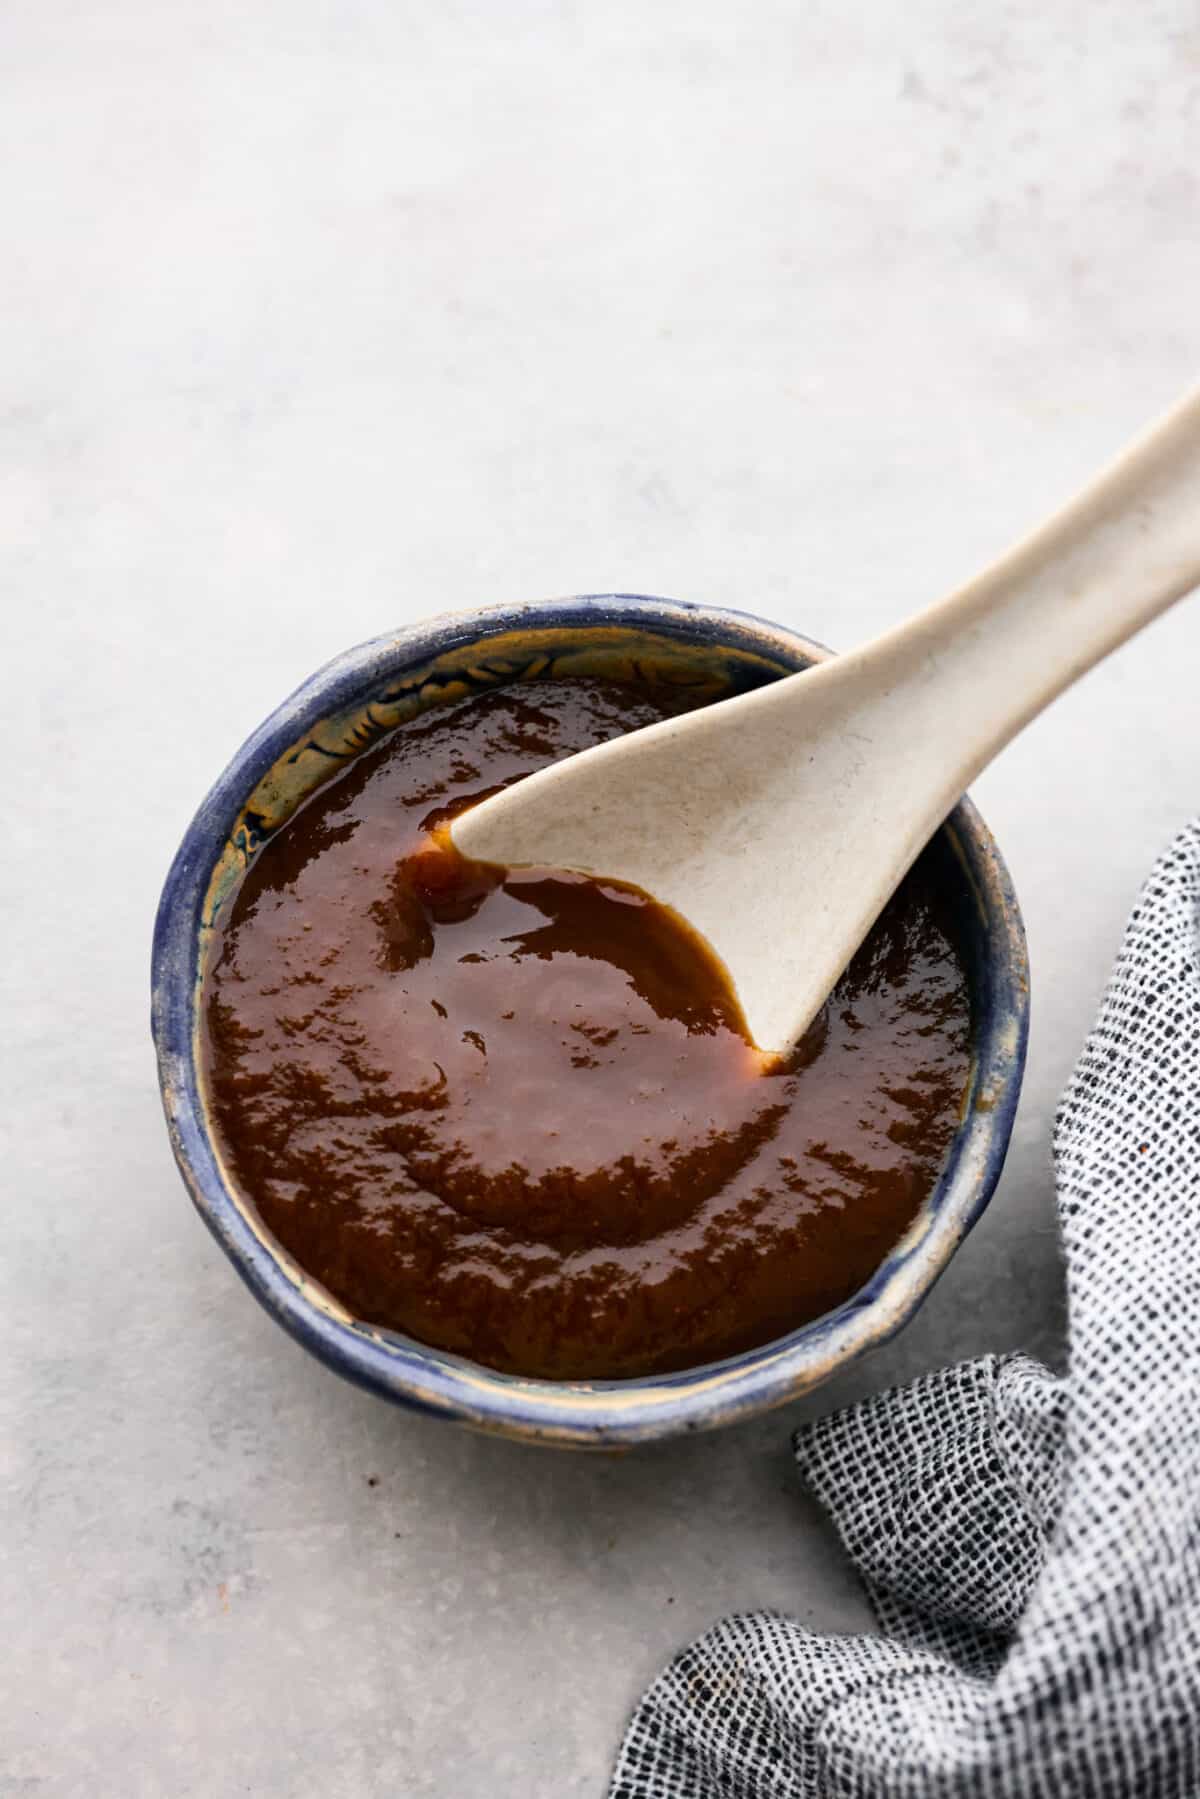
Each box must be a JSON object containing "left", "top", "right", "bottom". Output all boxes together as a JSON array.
[{"left": 203, "top": 678, "right": 971, "bottom": 1379}]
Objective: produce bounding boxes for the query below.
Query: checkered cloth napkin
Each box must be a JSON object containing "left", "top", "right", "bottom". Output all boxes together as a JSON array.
[{"left": 611, "top": 819, "right": 1200, "bottom": 1797}]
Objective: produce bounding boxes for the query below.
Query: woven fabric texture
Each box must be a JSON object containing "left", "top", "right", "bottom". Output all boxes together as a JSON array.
[{"left": 610, "top": 820, "right": 1200, "bottom": 1798}]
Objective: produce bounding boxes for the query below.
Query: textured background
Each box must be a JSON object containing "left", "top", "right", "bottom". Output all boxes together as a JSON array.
[{"left": 4, "top": 3, "right": 1199, "bottom": 1793}]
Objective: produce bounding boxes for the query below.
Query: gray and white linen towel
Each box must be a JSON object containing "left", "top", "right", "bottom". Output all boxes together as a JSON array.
[{"left": 611, "top": 819, "right": 1200, "bottom": 1798}]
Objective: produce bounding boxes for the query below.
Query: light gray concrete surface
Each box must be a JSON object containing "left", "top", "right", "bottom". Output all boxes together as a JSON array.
[{"left": 4, "top": 4, "right": 1199, "bottom": 1793}]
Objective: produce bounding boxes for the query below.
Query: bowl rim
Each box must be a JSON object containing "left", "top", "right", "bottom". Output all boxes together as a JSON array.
[{"left": 152, "top": 593, "right": 1029, "bottom": 1446}]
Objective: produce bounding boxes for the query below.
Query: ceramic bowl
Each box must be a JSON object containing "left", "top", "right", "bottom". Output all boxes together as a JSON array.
[{"left": 152, "top": 595, "right": 1028, "bottom": 1447}]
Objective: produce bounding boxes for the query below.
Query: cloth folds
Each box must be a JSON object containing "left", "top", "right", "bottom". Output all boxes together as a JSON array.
[{"left": 611, "top": 820, "right": 1200, "bottom": 1798}]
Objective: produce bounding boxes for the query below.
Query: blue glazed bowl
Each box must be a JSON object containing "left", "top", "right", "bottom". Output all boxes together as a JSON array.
[{"left": 152, "top": 595, "right": 1028, "bottom": 1447}]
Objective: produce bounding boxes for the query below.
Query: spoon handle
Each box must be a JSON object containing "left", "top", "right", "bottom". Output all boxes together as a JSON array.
[
  {"left": 729, "top": 384, "right": 1200, "bottom": 1049},
  {"left": 848, "top": 385, "right": 1200, "bottom": 796}
]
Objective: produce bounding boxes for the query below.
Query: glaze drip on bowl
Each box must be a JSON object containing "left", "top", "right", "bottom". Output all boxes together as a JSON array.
[{"left": 202, "top": 677, "right": 972, "bottom": 1380}]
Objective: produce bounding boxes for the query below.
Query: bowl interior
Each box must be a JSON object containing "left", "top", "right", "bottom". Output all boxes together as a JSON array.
[{"left": 154, "top": 597, "right": 1028, "bottom": 1445}]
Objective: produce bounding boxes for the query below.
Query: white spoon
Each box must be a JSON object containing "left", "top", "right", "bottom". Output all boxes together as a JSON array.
[{"left": 452, "top": 388, "right": 1200, "bottom": 1055}]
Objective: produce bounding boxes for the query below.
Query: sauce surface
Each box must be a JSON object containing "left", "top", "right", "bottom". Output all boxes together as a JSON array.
[{"left": 203, "top": 678, "right": 971, "bottom": 1379}]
